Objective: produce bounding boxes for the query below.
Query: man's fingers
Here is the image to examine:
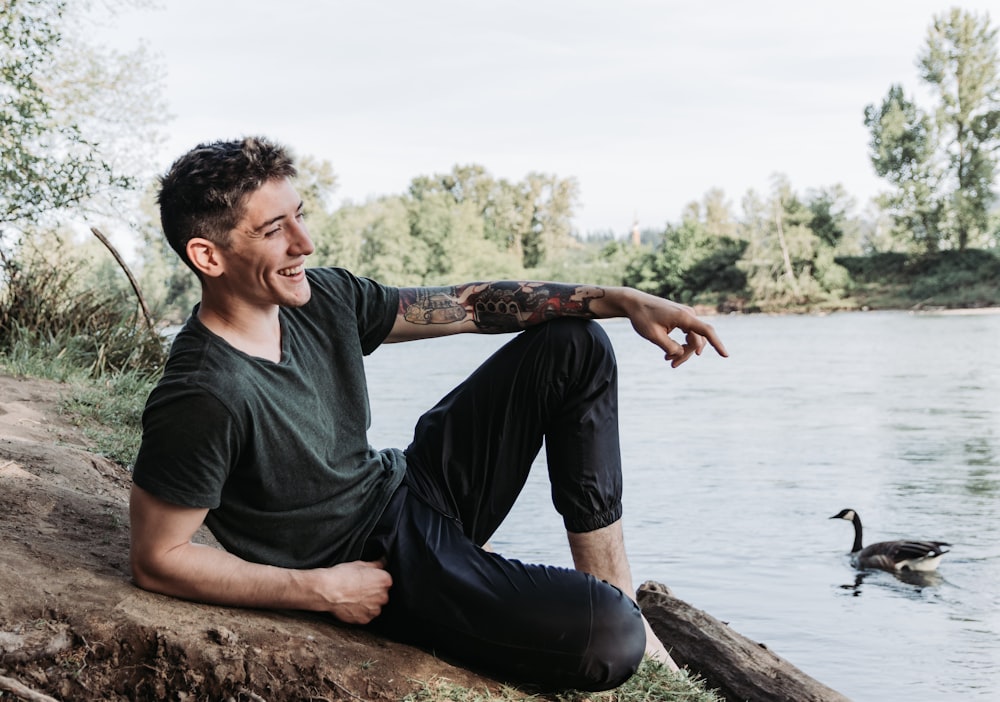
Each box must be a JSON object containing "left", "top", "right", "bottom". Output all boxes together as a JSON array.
[
  {"left": 685, "top": 318, "right": 727, "bottom": 358},
  {"left": 704, "top": 328, "right": 728, "bottom": 357},
  {"left": 666, "top": 345, "right": 695, "bottom": 368}
]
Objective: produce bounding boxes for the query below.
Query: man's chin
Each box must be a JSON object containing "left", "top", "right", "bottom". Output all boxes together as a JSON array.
[{"left": 282, "top": 281, "right": 312, "bottom": 308}]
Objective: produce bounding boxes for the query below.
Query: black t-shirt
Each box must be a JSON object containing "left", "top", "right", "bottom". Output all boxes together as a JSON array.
[{"left": 132, "top": 267, "right": 404, "bottom": 568}]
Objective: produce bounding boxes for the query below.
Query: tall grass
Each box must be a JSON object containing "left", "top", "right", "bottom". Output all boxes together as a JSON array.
[
  {"left": 403, "top": 659, "right": 722, "bottom": 702},
  {"left": 59, "top": 368, "right": 158, "bottom": 467},
  {"left": 1, "top": 235, "right": 166, "bottom": 466},
  {"left": 0, "top": 239, "right": 167, "bottom": 378}
]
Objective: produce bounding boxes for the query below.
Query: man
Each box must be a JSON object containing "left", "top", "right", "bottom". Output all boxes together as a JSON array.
[{"left": 129, "top": 137, "right": 727, "bottom": 692}]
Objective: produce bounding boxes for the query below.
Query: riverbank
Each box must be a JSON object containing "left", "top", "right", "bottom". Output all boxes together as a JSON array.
[{"left": 0, "top": 372, "right": 726, "bottom": 701}]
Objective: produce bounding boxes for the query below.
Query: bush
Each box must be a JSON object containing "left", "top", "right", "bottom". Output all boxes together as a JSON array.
[
  {"left": 0, "top": 239, "right": 166, "bottom": 377},
  {"left": 835, "top": 249, "right": 1000, "bottom": 308}
]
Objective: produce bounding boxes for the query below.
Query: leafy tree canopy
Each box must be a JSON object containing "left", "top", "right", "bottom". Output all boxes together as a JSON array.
[
  {"left": 1, "top": 0, "right": 165, "bottom": 228},
  {"left": 865, "top": 8, "right": 1000, "bottom": 251}
]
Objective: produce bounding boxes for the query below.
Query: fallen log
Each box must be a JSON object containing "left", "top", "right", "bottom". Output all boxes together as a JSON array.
[{"left": 637, "top": 581, "right": 851, "bottom": 702}]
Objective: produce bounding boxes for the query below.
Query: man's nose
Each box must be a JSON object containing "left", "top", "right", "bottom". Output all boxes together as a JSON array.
[{"left": 290, "top": 221, "right": 315, "bottom": 256}]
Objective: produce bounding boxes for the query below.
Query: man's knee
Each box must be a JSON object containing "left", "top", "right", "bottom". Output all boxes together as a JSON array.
[
  {"left": 576, "top": 581, "right": 646, "bottom": 691},
  {"left": 533, "top": 317, "right": 617, "bottom": 381},
  {"left": 544, "top": 317, "right": 613, "bottom": 352}
]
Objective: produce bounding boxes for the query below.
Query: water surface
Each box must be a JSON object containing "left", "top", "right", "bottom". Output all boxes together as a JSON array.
[{"left": 365, "top": 310, "right": 1000, "bottom": 701}]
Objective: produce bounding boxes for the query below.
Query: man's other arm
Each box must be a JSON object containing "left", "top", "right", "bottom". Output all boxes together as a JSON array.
[{"left": 128, "top": 484, "right": 391, "bottom": 624}]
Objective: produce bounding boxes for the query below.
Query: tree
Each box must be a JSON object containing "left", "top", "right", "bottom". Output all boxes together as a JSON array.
[
  {"left": 320, "top": 196, "right": 428, "bottom": 285},
  {"left": 865, "top": 9, "right": 1000, "bottom": 251},
  {"left": 407, "top": 190, "right": 522, "bottom": 283},
  {"left": 408, "top": 164, "right": 578, "bottom": 269},
  {"left": 133, "top": 187, "right": 200, "bottom": 322},
  {"left": 0, "top": 0, "right": 164, "bottom": 228},
  {"left": 806, "top": 185, "right": 855, "bottom": 250},
  {"left": 919, "top": 8, "right": 1000, "bottom": 250},
  {"left": 622, "top": 190, "right": 746, "bottom": 305},
  {"left": 519, "top": 172, "right": 578, "bottom": 269},
  {"left": 864, "top": 85, "right": 944, "bottom": 251},
  {"left": 737, "top": 177, "right": 850, "bottom": 308}
]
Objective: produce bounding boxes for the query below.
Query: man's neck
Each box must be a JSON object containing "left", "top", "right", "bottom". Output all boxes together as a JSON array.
[{"left": 197, "top": 297, "right": 283, "bottom": 363}]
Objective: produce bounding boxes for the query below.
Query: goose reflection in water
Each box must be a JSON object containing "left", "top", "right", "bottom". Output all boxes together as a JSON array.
[{"left": 838, "top": 567, "right": 945, "bottom": 596}]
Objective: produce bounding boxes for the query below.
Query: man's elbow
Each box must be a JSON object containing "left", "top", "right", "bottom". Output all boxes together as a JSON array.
[
  {"left": 129, "top": 549, "right": 158, "bottom": 592},
  {"left": 129, "top": 545, "right": 176, "bottom": 595}
]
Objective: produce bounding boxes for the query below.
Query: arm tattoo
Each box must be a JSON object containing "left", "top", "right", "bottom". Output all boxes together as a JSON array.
[
  {"left": 469, "top": 281, "right": 605, "bottom": 333},
  {"left": 398, "top": 282, "right": 606, "bottom": 333},
  {"left": 398, "top": 286, "right": 468, "bottom": 325}
]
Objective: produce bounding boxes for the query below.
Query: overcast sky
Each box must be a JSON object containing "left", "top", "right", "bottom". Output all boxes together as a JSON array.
[{"left": 102, "top": 1, "right": 996, "bottom": 236}]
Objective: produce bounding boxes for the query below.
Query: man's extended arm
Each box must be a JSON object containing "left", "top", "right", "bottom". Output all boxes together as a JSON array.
[
  {"left": 128, "top": 484, "right": 391, "bottom": 624},
  {"left": 387, "top": 282, "right": 727, "bottom": 367}
]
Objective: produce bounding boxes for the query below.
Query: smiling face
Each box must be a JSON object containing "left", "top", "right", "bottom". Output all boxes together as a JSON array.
[{"left": 213, "top": 177, "right": 315, "bottom": 311}]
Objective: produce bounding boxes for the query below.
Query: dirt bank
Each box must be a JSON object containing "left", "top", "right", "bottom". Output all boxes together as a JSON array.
[{"left": 0, "top": 373, "right": 501, "bottom": 701}]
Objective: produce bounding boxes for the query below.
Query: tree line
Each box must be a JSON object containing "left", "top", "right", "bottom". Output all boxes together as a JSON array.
[{"left": 2, "top": 0, "right": 999, "bottom": 343}]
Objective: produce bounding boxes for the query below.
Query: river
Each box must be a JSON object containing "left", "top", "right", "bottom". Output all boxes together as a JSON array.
[{"left": 363, "top": 309, "right": 1000, "bottom": 701}]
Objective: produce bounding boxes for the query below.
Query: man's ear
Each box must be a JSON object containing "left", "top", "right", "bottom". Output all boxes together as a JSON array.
[{"left": 186, "top": 238, "right": 224, "bottom": 278}]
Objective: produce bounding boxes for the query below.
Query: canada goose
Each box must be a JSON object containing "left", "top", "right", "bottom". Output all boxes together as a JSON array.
[{"left": 829, "top": 508, "right": 950, "bottom": 572}]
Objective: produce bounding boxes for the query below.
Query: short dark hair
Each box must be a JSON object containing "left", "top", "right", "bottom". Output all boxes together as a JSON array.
[{"left": 157, "top": 136, "right": 298, "bottom": 272}]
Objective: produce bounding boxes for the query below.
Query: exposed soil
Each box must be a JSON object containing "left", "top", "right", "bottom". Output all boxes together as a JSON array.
[{"left": 0, "top": 374, "right": 503, "bottom": 701}]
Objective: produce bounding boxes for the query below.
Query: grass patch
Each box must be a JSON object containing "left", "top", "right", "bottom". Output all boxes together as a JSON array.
[
  {"left": 837, "top": 249, "right": 1000, "bottom": 309},
  {"left": 403, "top": 659, "right": 723, "bottom": 702},
  {"left": 59, "top": 368, "right": 157, "bottom": 467},
  {"left": 0, "top": 345, "right": 156, "bottom": 468}
]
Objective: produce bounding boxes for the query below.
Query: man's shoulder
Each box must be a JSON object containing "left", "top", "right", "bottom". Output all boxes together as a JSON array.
[
  {"left": 299, "top": 267, "right": 398, "bottom": 339},
  {"left": 153, "top": 321, "right": 249, "bottom": 406},
  {"left": 305, "top": 266, "right": 391, "bottom": 299}
]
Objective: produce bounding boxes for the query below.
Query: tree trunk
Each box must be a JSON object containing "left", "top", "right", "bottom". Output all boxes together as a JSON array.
[
  {"left": 637, "top": 581, "right": 851, "bottom": 702},
  {"left": 773, "top": 204, "right": 799, "bottom": 297},
  {"left": 89, "top": 227, "right": 155, "bottom": 331}
]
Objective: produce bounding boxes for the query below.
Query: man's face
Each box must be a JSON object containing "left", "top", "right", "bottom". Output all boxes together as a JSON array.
[{"left": 219, "top": 177, "right": 314, "bottom": 309}]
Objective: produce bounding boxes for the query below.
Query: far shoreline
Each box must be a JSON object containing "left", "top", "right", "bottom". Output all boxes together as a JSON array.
[{"left": 689, "top": 303, "right": 1000, "bottom": 317}]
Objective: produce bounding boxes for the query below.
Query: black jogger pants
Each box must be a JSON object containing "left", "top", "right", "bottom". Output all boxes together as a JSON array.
[{"left": 362, "top": 318, "right": 645, "bottom": 691}]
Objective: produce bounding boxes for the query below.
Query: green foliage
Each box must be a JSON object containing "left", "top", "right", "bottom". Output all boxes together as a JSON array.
[
  {"left": 315, "top": 195, "right": 428, "bottom": 285},
  {"left": 864, "top": 85, "right": 944, "bottom": 252},
  {"left": 311, "top": 164, "right": 552, "bottom": 286},
  {"left": 132, "top": 186, "right": 201, "bottom": 323},
  {"left": 0, "top": 231, "right": 166, "bottom": 377},
  {"left": 806, "top": 185, "right": 855, "bottom": 249},
  {"left": 920, "top": 8, "right": 1000, "bottom": 250},
  {"left": 408, "top": 190, "right": 523, "bottom": 284},
  {"left": 836, "top": 249, "right": 1000, "bottom": 308},
  {"left": 402, "top": 658, "right": 722, "bottom": 701},
  {"left": 865, "top": 9, "right": 1000, "bottom": 252},
  {"left": 532, "top": 238, "right": 632, "bottom": 288},
  {"left": 1, "top": 0, "right": 118, "bottom": 223},
  {"left": 736, "top": 178, "right": 853, "bottom": 311},
  {"left": 1, "top": 0, "right": 164, "bottom": 227},
  {"left": 60, "top": 368, "right": 158, "bottom": 466},
  {"left": 622, "top": 192, "right": 747, "bottom": 308},
  {"left": 409, "top": 165, "right": 578, "bottom": 270}
]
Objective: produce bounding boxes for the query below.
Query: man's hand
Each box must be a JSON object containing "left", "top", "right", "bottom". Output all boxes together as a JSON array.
[
  {"left": 619, "top": 290, "right": 728, "bottom": 367},
  {"left": 316, "top": 560, "right": 393, "bottom": 625}
]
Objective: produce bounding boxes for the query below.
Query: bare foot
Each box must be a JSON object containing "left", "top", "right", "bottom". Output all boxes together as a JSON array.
[{"left": 642, "top": 614, "right": 679, "bottom": 671}]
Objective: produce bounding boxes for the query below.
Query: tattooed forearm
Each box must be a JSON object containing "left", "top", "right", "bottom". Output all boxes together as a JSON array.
[
  {"left": 467, "top": 281, "right": 606, "bottom": 333},
  {"left": 398, "top": 287, "right": 468, "bottom": 325},
  {"left": 397, "top": 282, "right": 606, "bottom": 333}
]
